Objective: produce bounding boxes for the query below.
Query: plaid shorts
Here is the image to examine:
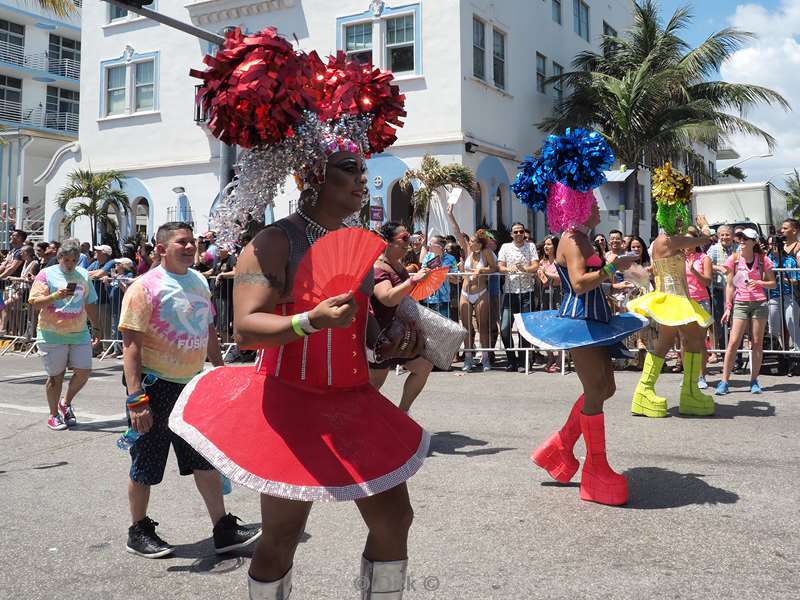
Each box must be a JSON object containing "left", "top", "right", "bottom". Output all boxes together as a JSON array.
[{"left": 127, "top": 375, "right": 214, "bottom": 485}]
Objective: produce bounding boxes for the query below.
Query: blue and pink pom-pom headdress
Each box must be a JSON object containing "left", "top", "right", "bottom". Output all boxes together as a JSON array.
[{"left": 511, "top": 128, "right": 615, "bottom": 233}]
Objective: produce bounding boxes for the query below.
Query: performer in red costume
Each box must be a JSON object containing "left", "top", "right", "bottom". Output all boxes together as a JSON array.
[{"left": 169, "top": 29, "right": 427, "bottom": 599}]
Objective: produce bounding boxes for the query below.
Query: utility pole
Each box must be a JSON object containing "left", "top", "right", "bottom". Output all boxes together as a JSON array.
[{"left": 101, "top": 2, "right": 235, "bottom": 197}]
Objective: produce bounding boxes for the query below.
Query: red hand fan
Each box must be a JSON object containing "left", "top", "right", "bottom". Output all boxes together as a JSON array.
[
  {"left": 292, "top": 228, "right": 386, "bottom": 309},
  {"left": 410, "top": 267, "right": 449, "bottom": 301}
]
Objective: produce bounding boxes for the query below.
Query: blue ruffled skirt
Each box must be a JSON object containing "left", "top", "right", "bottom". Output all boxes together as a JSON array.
[{"left": 514, "top": 310, "right": 648, "bottom": 351}]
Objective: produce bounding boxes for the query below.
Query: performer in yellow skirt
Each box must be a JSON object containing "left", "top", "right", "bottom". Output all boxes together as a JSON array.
[{"left": 627, "top": 163, "right": 714, "bottom": 417}]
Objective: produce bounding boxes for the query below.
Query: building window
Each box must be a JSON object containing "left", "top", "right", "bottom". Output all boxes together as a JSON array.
[
  {"left": 0, "top": 19, "right": 25, "bottom": 58},
  {"left": 573, "top": 0, "right": 590, "bottom": 42},
  {"left": 103, "top": 58, "right": 157, "bottom": 117},
  {"left": 552, "top": 0, "right": 562, "bottom": 25},
  {"left": 46, "top": 86, "right": 79, "bottom": 132},
  {"left": 108, "top": 2, "right": 157, "bottom": 23},
  {"left": 603, "top": 21, "right": 618, "bottom": 38},
  {"left": 110, "top": 6, "right": 128, "bottom": 21},
  {"left": 493, "top": 29, "right": 506, "bottom": 90},
  {"left": 473, "top": 17, "right": 485, "bottom": 80},
  {"left": 553, "top": 62, "right": 564, "bottom": 101},
  {"left": 386, "top": 14, "right": 415, "bottom": 73},
  {"left": 536, "top": 53, "right": 546, "bottom": 93},
  {"left": 135, "top": 61, "right": 154, "bottom": 111},
  {"left": 105, "top": 65, "right": 126, "bottom": 115},
  {"left": 345, "top": 22, "right": 372, "bottom": 65},
  {"left": 48, "top": 34, "right": 81, "bottom": 78}
]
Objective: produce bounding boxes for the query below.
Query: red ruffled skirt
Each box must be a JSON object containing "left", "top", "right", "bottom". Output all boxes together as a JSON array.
[{"left": 169, "top": 366, "right": 429, "bottom": 502}]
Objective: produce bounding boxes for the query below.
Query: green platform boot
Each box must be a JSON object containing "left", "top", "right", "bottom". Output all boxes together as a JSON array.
[
  {"left": 679, "top": 352, "right": 715, "bottom": 416},
  {"left": 632, "top": 353, "right": 668, "bottom": 417}
]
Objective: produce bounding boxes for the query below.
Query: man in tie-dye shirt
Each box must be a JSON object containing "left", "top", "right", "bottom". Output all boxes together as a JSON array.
[
  {"left": 118, "top": 221, "right": 259, "bottom": 559},
  {"left": 28, "top": 239, "right": 100, "bottom": 431}
]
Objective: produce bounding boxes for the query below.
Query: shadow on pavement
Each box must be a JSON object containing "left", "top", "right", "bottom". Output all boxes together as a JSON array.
[
  {"left": 4, "top": 365, "right": 123, "bottom": 386},
  {"left": 625, "top": 467, "right": 739, "bottom": 509},
  {"left": 166, "top": 531, "right": 310, "bottom": 574},
  {"left": 427, "top": 431, "right": 515, "bottom": 458},
  {"left": 666, "top": 400, "right": 775, "bottom": 419},
  {"left": 72, "top": 419, "right": 128, "bottom": 432}
]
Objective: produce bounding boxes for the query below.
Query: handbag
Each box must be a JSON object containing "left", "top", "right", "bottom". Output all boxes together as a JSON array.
[{"left": 396, "top": 297, "right": 467, "bottom": 370}]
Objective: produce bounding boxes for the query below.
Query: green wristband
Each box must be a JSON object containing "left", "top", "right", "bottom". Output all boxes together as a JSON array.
[{"left": 291, "top": 314, "right": 307, "bottom": 337}]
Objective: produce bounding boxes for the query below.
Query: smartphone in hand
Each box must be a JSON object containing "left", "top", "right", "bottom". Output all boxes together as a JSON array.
[{"left": 66, "top": 282, "right": 77, "bottom": 294}]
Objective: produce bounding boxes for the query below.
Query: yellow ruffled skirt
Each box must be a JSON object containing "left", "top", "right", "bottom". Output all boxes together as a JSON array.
[{"left": 626, "top": 292, "right": 712, "bottom": 328}]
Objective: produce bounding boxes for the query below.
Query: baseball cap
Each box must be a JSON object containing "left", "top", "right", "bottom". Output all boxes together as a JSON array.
[
  {"left": 116, "top": 257, "right": 134, "bottom": 269},
  {"left": 95, "top": 244, "right": 113, "bottom": 255},
  {"left": 740, "top": 228, "right": 758, "bottom": 240}
]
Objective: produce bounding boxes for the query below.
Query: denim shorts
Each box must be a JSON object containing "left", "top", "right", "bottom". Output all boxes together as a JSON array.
[{"left": 127, "top": 375, "right": 214, "bottom": 485}]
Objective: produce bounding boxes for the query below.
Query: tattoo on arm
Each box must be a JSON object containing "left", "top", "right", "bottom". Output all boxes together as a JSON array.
[{"left": 234, "top": 272, "right": 284, "bottom": 288}]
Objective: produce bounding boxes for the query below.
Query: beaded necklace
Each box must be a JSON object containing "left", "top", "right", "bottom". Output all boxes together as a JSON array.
[{"left": 297, "top": 209, "right": 341, "bottom": 247}]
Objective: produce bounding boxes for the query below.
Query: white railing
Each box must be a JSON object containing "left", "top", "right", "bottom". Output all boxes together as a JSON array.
[
  {"left": 0, "top": 39, "right": 80, "bottom": 80},
  {"left": 0, "top": 98, "right": 79, "bottom": 134},
  {"left": 23, "top": 207, "right": 45, "bottom": 243}
]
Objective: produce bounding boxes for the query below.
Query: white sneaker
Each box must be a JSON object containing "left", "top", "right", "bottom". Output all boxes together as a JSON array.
[
  {"left": 697, "top": 376, "right": 708, "bottom": 389},
  {"left": 462, "top": 355, "right": 473, "bottom": 372}
]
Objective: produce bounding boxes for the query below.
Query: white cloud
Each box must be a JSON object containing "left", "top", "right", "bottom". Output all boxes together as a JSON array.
[{"left": 717, "top": 1, "right": 800, "bottom": 186}]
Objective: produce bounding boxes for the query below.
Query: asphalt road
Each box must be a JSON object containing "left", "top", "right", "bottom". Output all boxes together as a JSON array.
[{"left": 1, "top": 354, "right": 798, "bottom": 600}]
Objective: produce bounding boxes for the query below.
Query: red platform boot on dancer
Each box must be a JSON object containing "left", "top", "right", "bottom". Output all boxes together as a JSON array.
[
  {"left": 579, "top": 412, "right": 628, "bottom": 505},
  {"left": 531, "top": 395, "right": 584, "bottom": 483}
]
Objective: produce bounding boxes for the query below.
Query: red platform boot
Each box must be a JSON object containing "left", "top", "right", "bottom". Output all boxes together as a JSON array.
[
  {"left": 531, "top": 395, "right": 584, "bottom": 483},
  {"left": 579, "top": 412, "right": 628, "bottom": 506}
]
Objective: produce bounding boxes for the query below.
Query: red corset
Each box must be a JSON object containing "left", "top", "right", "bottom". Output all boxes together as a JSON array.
[{"left": 256, "top": 293, "right": 370, "bottom": 389}]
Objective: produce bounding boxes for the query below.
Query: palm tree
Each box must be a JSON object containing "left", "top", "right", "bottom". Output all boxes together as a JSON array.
[
  {"left": 785, "top": 170, "right": 800, "bottom": 217},
  {"left": 540, "top": 0, "right": 790, "bottom": 237},
  {"left": 57, "top": 169, "right": 130, "bottom": 246},
  {"left": 34, "top": 0, "right": 78, "bottom": 18},
  {"left": 399, "top": 154, "right": 475, "bottom": 235}
]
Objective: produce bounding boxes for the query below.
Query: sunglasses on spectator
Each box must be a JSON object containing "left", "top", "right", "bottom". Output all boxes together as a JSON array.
[
  {"left": 394, "top": 232, "right": 411, "bottom": 242},
  {"left": 512, "top": 230, "right": 525, "bottom": 235}
]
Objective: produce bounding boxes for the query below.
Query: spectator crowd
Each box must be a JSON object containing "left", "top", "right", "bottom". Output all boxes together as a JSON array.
[{"left": 2, "top": 216, "right": 800, "bottom": 382}]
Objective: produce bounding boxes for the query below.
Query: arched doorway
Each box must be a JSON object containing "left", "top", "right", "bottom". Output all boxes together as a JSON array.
[
  {"left": 389, "top": 181, "right": 414, "bottom": 228},
  {"left": 132, "top": 197, "right": 149, "bottom": 237}
]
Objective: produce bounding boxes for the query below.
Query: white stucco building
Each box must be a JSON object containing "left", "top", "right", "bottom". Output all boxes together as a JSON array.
[
  {"left": 0, "top": 0, "right": 80, "bottom": 246},
  {"left": 40, "top": 0, "right": 666, "bottom": 246}
]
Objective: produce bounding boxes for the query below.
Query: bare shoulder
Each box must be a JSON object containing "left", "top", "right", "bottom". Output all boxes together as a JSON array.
[{"left": 234, "top": 227, "right": 288, "bottom": 289}]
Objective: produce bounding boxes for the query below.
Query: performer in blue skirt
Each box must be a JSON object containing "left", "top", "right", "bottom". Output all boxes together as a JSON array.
[{"left": 510, "top": 129, "right": 647, "bottom": 506}]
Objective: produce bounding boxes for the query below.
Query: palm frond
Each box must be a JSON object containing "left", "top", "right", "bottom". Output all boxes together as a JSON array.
[{"left": 33, "top": 0, "right": 77, "bottom": 18}]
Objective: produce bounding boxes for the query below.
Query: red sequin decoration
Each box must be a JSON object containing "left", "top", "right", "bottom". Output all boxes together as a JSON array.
[
  {"left": 191, "top": 28, "right": 318, "bottom": 149},
  {"left": 192, "top": 29, "right": 406, "bottom": 154},
  {"left": 318, "top": 51, "right": 407, "bottom": 154}
]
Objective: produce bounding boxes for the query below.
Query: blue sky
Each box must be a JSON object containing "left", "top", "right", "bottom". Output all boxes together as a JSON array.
[
  {"left": 658, "top": 0, "right": 782, "bottom": 46},
  {"left": 652, "top": 1, "right": 799, "bottom": 187}
]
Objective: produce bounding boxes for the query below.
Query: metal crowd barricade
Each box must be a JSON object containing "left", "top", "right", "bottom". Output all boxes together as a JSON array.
[
  {"left": 3, "top": 266, "right": 799, "bottom": 377},
  {"left": 419, "top": 271, "right": 568, "bottom": 374}
]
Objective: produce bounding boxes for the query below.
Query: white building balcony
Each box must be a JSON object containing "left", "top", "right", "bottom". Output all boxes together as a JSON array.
[
  {"left": 0, "top": 39, "right": 80, "bottom": 82},
  {"left": 0, "top": 98, "right": 78, "bottom": 135}
]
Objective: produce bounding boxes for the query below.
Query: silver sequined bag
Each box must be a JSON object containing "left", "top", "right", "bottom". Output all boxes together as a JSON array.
[{"left": 396, "top": 297, "right": 467, "bottom": 370}]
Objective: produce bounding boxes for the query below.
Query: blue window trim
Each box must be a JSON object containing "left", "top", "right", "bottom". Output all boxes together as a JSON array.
[
  {"left": 98, "top": 51, "right": 160, "bottom": 118},
  {"left": 0, "top": 1, "right": 79, "bottom": 32},
  {"left": 336, "top": 3, "right": 422, "bottom": 76}
]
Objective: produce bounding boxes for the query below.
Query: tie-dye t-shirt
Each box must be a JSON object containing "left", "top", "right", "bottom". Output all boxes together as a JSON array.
[
  {"left": 118, "top": 266, "right": 215, "bottom": 384},
  {"left": 29, "top": 265, "right": 98, "bottom": 344}
]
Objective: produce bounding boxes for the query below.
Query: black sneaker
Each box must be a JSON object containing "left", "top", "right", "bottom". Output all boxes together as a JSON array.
[
  {"left": 213, "top": 513, "right": 262, "bottom": 554},
  {"left": 126, "top": 517, "right": 174, "bottom": 559}
]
